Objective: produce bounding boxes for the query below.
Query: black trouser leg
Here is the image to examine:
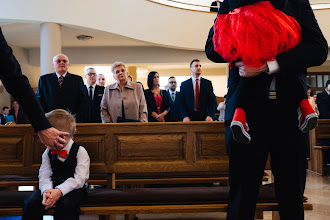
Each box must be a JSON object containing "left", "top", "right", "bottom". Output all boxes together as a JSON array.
[
  {"left": 226, "top": 99, "right": 307, "bottom": 220},
  {"left": 225, "top": 121, "right": 269, "bottom": 220},
  {"left": 267, "top": 100, "right": 306, "bottom": 220},
  {"left": 54, "top": 188, "right": 86, "bottom": 220},
  {"left": 22, "top": 189, "right": 45, "bottom": 220}
]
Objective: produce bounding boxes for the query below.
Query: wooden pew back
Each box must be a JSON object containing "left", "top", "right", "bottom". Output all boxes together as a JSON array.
[{"left": 0, "top": 122, "right": 227, "bottom": 185}]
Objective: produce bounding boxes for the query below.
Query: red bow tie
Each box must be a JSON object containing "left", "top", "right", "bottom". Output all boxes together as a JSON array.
[{"left": 51, "top": 149, "right": 68, "bottom": 158}]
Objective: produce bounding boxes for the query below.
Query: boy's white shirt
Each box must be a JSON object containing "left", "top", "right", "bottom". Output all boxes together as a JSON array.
[{"left": 39, "top": 138, "right": 90, "bottom": 196}]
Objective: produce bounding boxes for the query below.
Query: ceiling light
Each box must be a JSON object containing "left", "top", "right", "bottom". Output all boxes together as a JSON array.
[{"left": 76, "top": 35, "right": 93, "bottom": 41}]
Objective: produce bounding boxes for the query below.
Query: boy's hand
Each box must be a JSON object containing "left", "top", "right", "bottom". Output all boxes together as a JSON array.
[
  {"left": 42, "top": 189, "right": 63, "bottom": 210},
  {"left": 42, "top": 190, "right": 52, "bottom": 207},
  {"left": 49, "top": 189, "right": 63, "bottom": 202}
]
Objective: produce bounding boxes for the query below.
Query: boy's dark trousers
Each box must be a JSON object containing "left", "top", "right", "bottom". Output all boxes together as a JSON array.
[{"left": 22, "top": 188, "right": 86, "bottom": 220}]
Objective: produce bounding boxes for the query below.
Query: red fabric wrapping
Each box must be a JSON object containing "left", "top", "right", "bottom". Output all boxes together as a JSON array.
[{"left": 213, "top": 1, "right": 302, "bottom": 68}]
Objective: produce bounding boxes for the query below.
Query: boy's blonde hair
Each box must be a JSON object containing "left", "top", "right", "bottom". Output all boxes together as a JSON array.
[{"left": 45, "top": 109, "right": 76, "bottom": 137}]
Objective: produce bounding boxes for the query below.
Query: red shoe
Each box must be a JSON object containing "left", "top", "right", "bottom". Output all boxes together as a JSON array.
[
  {"left": 298, "top": 99, "right": 318, "bottom": 133},
  {"left": 230, "top": 108, "right": 251, "bottom": 144}
]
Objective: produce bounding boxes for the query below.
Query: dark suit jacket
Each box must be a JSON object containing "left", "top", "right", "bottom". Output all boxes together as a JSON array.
[
  {"left": 165, "top": 90, "right": 182, "bottom": 122},
  {"left": 9, "top": 108, "right": 29, "bottom": 124},
  {"left": 0, "top": 28, "right": 51, "bottom": 132},
  {"left": 0, "top": 114, "right": 5, "bottom": 125},
  {"left": 86, "top": 85, "right": 105, "bottom": 123},
  {"left": 179, "top": 78, "right": 217, "bottom": 121},
  {"left": 206, "top": 0, "right": 328, "bottom": 124},
  {"left": 144, "top": 89, "right": 170, "bottom": 122},
  {"left": 317, "top": 91, "right": 330, "bottom": 119},
  {"left": 210, "top": 1, "right": 219, "bottom": 12},
  {"left": 36, "top": 72, "right": 88, "bottom": 123}
]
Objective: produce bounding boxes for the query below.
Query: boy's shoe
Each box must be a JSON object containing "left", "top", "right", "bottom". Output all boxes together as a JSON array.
[
  {"left": 230, "top": 108, "right": 251, "bottom": 144},
  {"left": 298, "top": 99, "right": 318, "bottom": 133}
]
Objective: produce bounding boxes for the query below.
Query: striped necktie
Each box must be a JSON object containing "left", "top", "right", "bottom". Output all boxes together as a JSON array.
[{"left": 58, "top": 76, "right": 64, "bottom": 87}]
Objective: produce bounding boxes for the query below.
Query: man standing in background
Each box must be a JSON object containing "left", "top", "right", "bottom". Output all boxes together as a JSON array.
[
  {"left": 179, "top": 59, "right": 217, "bottom": 122},
  {"left": 166, "top": 76, "right": 182, "bottom": 122},
  {"left": 85, "top": 68, "right": 104, "bottom": 123},
  {"left": 317, "top": 79, "right": 330, "bottom": 119},
  {"left": 36, "top": 54, "right": 88, "bottom": 123}
]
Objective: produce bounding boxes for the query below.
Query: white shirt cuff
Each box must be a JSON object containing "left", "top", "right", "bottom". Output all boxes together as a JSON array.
[{"left": 267, "top": 60, "right": 280, "bottom": 75}]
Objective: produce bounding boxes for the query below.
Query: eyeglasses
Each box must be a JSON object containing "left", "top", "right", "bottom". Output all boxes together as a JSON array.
[
  {"left": 55, "top": 60, "right": 68, "bottom": 63},
  {"left": 169, "top": 81, "right": 177, "bottom": 84},
  {"left": 87, "top": 73, "right": 96, "bottom": 76}
]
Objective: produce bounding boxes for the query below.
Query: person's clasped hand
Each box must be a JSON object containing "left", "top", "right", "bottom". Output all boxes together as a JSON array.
[{"left": 235, "top": 61, "right": 269, "bottom": 78}]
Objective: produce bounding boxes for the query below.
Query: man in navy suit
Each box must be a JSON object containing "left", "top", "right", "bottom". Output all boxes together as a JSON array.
[
  {"left": 85, "top": 68, "right": 104, "bottom": 123},
  {"left": 179, "top": 59, "right": 217, "bottom": 122},
  {"left": 206, "top": 0, "right": 328, "bottom": 219},
  {"left": 317, "top": 79, "right": 330, "bottom": 119},
  {"left": 165, "top": 76, "right": 182, "bottom": 122},
  {"left": 36, "top": 54, "right": 88, "bottom": 123}
]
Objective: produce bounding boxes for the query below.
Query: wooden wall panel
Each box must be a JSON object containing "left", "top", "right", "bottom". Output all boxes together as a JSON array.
[
  {"left": 115, "top": 134, "right": 185, "bottom": 160},
  {"left": 0, "top": 137, "right": 23, "bottom": 163},
  {"left": 32, "top": 134, "right": 45, "bottom": 165}
]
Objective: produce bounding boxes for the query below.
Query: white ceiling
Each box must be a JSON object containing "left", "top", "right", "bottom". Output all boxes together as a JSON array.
[
  {"left": 1, "top": 23, "right": 151, "bottom": 48},
  {"left": 1, "top": 0, "right": 329, "bottom": 49}
]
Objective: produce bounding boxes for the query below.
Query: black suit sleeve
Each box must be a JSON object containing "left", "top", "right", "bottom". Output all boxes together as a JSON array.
[
  {"left": 161, "top": 90, "right": 171, "bottom": 113},
  {"left": 205, "top": 0, "right": 229, "bottom": 63},
  {"left": 179, "top": 83, "right": 188, "bottom": 119},
  {"left": 206, "top": 81, "right": 217, "bottom": 120},
  {"left": 76, "top": 77, "right": 89, "bottom": 123},
  {"left": 0, "top": 28, "right": 51, "bottom": 132},
  {"left": 276, "top": 1, "right": 328, "bottom": 72}
]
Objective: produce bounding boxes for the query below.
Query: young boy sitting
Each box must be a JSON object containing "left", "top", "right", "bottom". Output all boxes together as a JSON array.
[{"left": 22, "top": 109, "right": 90, "bottom": 220}]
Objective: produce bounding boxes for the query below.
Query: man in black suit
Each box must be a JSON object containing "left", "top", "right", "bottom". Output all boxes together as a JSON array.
[
  {"left": 317, "top": 79, "right": 330, "bottom": 119},
  {"left": 36, "top": 54, "right": 88, "bottom": 123},
  {"left": 85, "top": 68, "right": 104, "bottom": 123},
  {"left": 210, "top": 0, "right": 220, "bottom": 12},
  {"left": 9, "top": 100, "right": 29, "bottom": 124},
  {"left": 0, "top": 27, "right": 68, "bottom": 149},
  {"left": 205, "top": 1, "right": 328, "bottom": 219},
  {"left": 0, "top": 107, "right": 6, "bottom": 125},
  {"left": 165, "top": 76, "right": 182, "bottom": 122},
  {"left": 179, "top": 59, "right": 217, "bottom": 122}
]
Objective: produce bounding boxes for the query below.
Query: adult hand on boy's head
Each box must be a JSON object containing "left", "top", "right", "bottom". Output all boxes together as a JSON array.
[{"left": 38, "top": 127, "right": 69, "bottom": 150}]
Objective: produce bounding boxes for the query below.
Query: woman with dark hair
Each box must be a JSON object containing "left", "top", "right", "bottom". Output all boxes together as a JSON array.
[{"left": 144, "top": 71, "right": 170, "bottom": 122}]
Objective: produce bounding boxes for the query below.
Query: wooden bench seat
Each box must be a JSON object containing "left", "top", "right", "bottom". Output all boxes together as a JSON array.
[{"left": 0, "top": 184, "right": 313, "bottom": 218}]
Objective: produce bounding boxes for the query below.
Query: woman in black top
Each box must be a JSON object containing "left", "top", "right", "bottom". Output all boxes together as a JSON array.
[{"left": 144, "top": 71, "right": 170, "bottom": 122}]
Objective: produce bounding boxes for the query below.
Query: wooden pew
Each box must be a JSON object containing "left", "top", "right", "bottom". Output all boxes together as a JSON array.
[
  {"left": 0, "top": 122, "right": 312, "bottom": 220},
  {"left": 310, "top": 119, "right": 330, "bottom": 175}
]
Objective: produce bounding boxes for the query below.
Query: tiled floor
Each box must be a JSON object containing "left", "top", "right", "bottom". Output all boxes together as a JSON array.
[{"left": 1, "top": 171, "right": 328, "bottom": 220}]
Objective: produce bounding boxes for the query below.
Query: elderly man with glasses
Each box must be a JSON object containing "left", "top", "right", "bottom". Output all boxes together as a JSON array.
[
  {"left": 36, "top": 54, "right": 88, "bottom": 122},
  {"left": 85, "top": 68, "right": 104, "bottom": 123}
]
